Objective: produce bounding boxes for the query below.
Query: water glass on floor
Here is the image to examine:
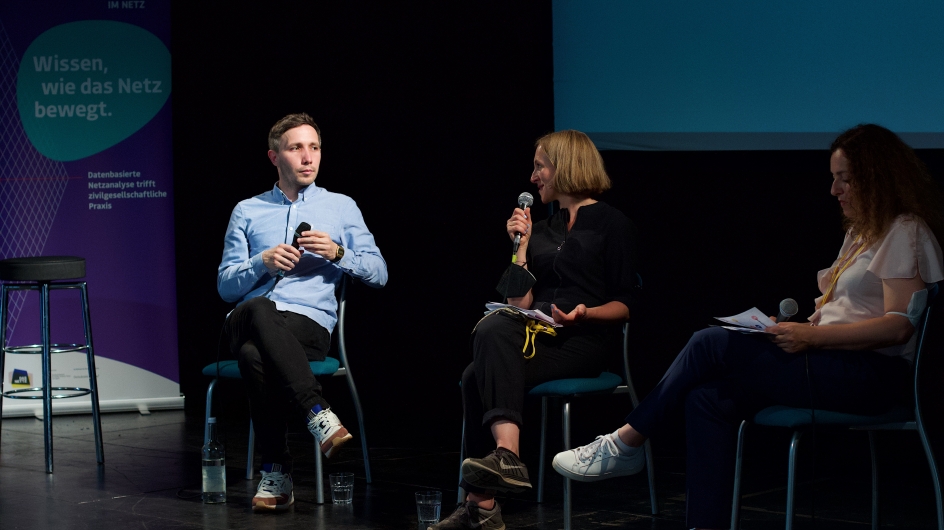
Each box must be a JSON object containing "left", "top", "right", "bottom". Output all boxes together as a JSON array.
[
  {"left": 329, "top": 472, "right": 354, "bottom": 504},
  {"left": 415, "top": 490, "right": 442, "bottom": 526}
]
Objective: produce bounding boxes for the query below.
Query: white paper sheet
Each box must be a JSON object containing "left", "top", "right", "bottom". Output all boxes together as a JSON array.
[
  {"left": 485, "top": 302, "right": 562, "bottom": 327},
  {"left": 714, "top": 307, "right": 776, "bottom": 333}
]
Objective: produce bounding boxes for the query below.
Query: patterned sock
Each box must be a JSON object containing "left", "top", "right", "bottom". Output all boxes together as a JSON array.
[
  {"left": 262, "top": 463, "right": 284, "bottom": 473},
  {"left": 307, "top": 404, "right": 324, "bottom": 423}
]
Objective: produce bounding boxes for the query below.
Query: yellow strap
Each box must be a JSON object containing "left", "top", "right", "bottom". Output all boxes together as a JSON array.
[
  {"left": 471, "top": 308, "right": 558, "bottom": 359},
  {"left": 522, "top": 319, "right": 557, "bottom": 359},
  {"left": 819, "top": 235, "right": 866, "bottom": 307}
]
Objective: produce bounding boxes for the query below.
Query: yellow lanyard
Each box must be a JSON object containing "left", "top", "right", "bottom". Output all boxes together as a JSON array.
[
  {"left": 522, "top": 319, "right": 557, "bottom": 359},
  {"left": 472, "top": 308, "right": 558, "bottom": 359},
  {"left": 819, "top": 235, "right": 866, "bottom": 307}
]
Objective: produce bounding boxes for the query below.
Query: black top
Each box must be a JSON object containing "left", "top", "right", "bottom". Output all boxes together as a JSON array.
[{"left": 527, "top": 201, "right": 641, "bottom": 319}]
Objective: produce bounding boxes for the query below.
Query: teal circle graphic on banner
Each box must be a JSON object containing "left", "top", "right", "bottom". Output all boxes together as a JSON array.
[{"left": 16, "top": 21, "right": 171, "bottom": 162}]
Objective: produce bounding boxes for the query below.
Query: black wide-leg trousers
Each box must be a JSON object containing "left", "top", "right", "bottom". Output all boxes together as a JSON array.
[{"left": 460, "top": 311, "right": 609, "bottom": 491}]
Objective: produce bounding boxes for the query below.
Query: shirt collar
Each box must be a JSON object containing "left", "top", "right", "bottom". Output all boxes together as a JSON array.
[{"left": 268, "top": 182, "right": 322, "bottom": 204}]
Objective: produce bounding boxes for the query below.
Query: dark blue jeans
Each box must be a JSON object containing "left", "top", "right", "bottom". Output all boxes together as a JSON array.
[{"left": 626, "top": 327, "right": 911, "bottom": 529}]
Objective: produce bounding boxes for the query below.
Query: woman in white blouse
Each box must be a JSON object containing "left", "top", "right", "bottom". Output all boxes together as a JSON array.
[{"left": 552, "top": 124, "right": 944, "bottom": 530}]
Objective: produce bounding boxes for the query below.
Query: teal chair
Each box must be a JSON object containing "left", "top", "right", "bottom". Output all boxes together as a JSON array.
[
  {"left": 202, "top": 280, "right": 371, "bottom": 504},
  {"left": 731, "top": 282, "right": 943, "bottom": 530},
  {"left": 457, "top": 319, "right": 659, "bottom": 530}
]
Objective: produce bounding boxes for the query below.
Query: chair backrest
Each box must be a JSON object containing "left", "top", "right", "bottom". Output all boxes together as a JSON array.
[
  {"left": 620, "top": 274, "right": 644, "bottom": 407},
  {"left": 913, "top": 281, "right": 942, "bottom": 417},
  {"left": 336, "top": 278, "right": 351, "bottom": 370}
]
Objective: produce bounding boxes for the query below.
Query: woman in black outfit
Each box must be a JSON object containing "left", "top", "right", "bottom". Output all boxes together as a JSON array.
[{"left": 432, "top": 130, "right": 641, "bottom": 530}]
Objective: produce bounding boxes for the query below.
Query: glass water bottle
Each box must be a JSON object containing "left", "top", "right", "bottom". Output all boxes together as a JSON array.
[{"left": 202, "top": 417, "right": 226, "bottom": 503}]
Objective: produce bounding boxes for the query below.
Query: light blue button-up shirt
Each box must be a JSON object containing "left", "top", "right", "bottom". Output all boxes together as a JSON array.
[{"left": 217, "top": 183, "right": 387, "bottom": 333}]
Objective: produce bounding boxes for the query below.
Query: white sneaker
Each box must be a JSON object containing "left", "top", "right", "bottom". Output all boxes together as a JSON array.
[
  {"left": 552, "top": 434, "right": 646, "bottom": 482},
  {"left": 252, "top": 464, "right": 294, "bottom": 511},
  {"left": 307, "top": 407, "right": 352, "bottom": 458}
]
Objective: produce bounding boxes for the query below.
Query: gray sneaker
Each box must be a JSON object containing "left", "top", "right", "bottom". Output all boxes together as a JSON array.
[
  {"left": 461, "top": 447, "right": 531, "bottom": 493},
  {"left": 429, "top": 501, "right": 505, "bottom": 530}
]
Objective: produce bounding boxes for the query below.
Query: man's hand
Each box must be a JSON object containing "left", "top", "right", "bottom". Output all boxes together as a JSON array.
[
  {"left": 551, "top": 303, "right": 587, "bottom": 326},
  {"left": 297, "top": 230, "right": 340, "bottom": 261},
  {"left": 768, "top": 322, "right": 816, "bottom": 354},
  {"left": 261, "top": 244, "right": 302, "bottom": 273}
]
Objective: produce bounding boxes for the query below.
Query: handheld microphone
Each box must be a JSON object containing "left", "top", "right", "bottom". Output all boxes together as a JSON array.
[
  {"left": 512, "top": 192, "right": 534, "bottom": 255},
  {"left": 291, "top": 222, "right": 311, "bottom": 249},
  {"left": 278, "top": 222, "right": 311, "bottom": 278},
  {"left": 776, "top": 298, "right": 798, "bottom": 323}
]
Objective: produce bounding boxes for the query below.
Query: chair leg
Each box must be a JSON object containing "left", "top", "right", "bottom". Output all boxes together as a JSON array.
[
  {"left": 869, "top": 430, "right": 879, "bottom": 530},
  {"left": 731, "top": 420, "right": 747, "bottom": 530},
  {"left": 337, "top": 292, "right": 372, "bottom": 484},
  {"left": 916, "top": 413, "right": 944, "bottom": 530},
  {"left": 624, "top": 327, "right": 658, "bottom": 515},
  {"left": 785, "top": 430, "right": 804, "bottom": 530},
  {"left": 343, "top": 370, "right": 372, "bottom": 483},
  {"left": 315, "top": 440, "right": 325, "bottom": 504},
  {"left": 40, "top": 282, "right": 53, "bottom": 473},
  {"left": 562, "top": 399, "right": 572, "bottom": 530},
  {"left": 537, "top": 397, "right": 547, "bottom": 503},
  {"left": 643, "top": 439, "right": 657, "bottom": 515},
  {"left": 204, "top": 379, "right": 217, "bottom": 444},
  {"left": 246, "top": 420, "right": 255, "bottom": 480},
  {"left": 79, "top": 283, "right": 104, "bottom": 465},
  {"left": 457, "top": 411, "right": 466, "bottom": 505}
]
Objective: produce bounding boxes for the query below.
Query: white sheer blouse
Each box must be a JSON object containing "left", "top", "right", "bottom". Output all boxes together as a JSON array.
[{"left": 810, "top": 215, "right": 944, "bottom": 362}]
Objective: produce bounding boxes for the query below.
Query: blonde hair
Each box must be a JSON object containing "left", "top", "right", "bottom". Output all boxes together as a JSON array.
[{"left": 535, "top": 130, "right": 611, "bottom": 195}]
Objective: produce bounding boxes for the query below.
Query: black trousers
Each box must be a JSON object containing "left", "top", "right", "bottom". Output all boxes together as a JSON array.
[
  {"left": 224, "top": 296, "right": 331, "bottom": 469},
  {"left": 460, "top": 311, "right": 609, "bottom": 490},
  {"left": 627, "top": 327, "right": 911, "bottom": 529}
]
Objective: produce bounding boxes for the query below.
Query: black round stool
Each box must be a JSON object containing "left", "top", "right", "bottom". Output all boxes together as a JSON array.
[{"left": 0, "top": 256, "right": 104, "bottom": 473}]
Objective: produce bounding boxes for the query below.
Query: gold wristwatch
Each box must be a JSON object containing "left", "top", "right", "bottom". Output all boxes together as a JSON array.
[{"left": 333, "top": 245, "right": 345, "bottom": 262}]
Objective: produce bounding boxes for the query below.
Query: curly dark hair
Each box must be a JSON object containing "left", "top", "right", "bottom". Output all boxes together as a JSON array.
[{"left": 831, "top": 124, "right": 944, "bottom": 242}]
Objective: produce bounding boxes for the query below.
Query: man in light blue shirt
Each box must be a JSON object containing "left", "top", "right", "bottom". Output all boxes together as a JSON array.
[{"left": 217, "top": 113, "right": 387, "bottom": 511}]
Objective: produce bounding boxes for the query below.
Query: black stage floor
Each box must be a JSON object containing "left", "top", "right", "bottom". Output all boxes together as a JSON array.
[{"left": 0, "top": 410, "right": 939, "bottom": 529}]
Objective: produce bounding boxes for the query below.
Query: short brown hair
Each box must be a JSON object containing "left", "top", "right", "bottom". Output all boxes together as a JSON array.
[
  {"left": 268, "top": 113, "right": 322, "bottom": 152},
  {"left": 831, "top": 123, "right": 944, "bottom": 242},
  {"left": 535, "top": 130, "right": 611, "bottom": 196}
]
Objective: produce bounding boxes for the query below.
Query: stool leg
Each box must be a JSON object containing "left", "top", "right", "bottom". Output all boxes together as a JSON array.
[
  {"left": 40, "top": 282, "right": 54, "bottom": 473},
  {"left": 80, "top": 284, "right": 104, "bottom": 464},
  {"left": 0, "top": 285, "right": 8, "bottom": 437}
]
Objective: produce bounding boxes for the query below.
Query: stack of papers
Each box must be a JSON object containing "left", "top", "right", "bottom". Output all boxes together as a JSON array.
[
  {"left": 715, "top": 307, "right": 776, "bottom": 334},
  {"left": 485, "top": 302, "right": 562, "bottom": 328}
]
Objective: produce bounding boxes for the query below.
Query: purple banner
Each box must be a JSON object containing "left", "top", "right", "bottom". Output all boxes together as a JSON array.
[{"left": 0, "top": 2, "right": 178, "bottom": 401}]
